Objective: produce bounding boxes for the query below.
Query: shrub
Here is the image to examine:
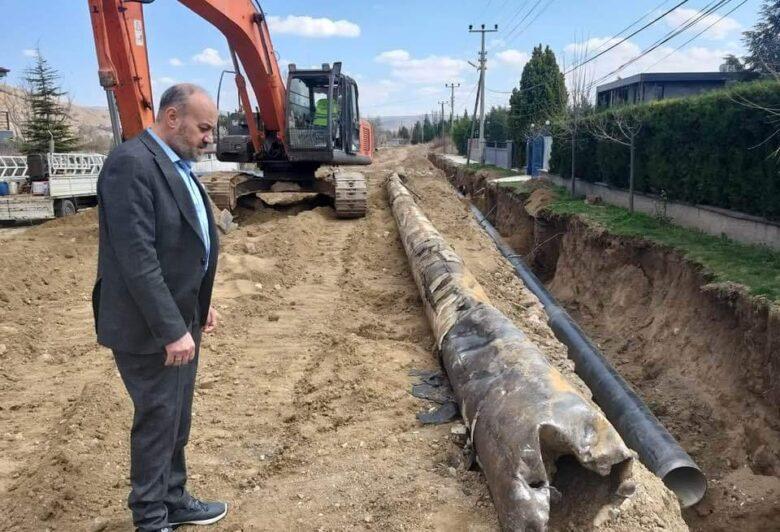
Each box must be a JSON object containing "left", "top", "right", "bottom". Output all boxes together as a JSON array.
[{"left": 550, "top": 81, "right": 780, "bottom": 220}]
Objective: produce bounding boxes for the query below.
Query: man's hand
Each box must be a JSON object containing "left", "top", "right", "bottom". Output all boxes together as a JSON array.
[
  {"left": 203, "top": 306, "right": 218, "bottom": 334},
  {"left": 165, "top": 332, "right": 195, "bottom": 366}
]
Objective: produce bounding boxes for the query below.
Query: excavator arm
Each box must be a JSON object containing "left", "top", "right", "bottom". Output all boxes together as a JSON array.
[{"left": 87, "top": 0, "right": 287, "bottom": 156}]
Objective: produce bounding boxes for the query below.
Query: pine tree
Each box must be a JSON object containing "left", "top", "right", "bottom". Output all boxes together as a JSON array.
[
  {"left": 743, "top": 0, "right": 780, "bottom": 74},
  {"left": 422, "top": 114, "right": 434, "bottom": 142},
  {"left": 720, "top": 54, "right": 745, "bottom": 72},
  {"left": 508, "top": 44, "right": 567, "bottom": 159},
  {"left": 450, "top": 110, "right": 474, "bottom": 155},
  {"left": 484, "top": 106, "right": 509, "bottom": 142},
  {"left": 20, "top": 50, "right": 79, "bottom": 154},
  {"left": 411, "top": 121, "right": 422, "bottom": 145}
]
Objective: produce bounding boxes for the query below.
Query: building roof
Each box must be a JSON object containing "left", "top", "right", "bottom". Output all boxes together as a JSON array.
[
  {"left": 0, "top": 67, "right": 9, "bottom": 74},
  {"left": 596, "top": 71, "right": 746, "bottom": 93}
]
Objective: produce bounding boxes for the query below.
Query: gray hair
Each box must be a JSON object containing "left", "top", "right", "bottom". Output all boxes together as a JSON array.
[{"left": 156, "top": 83, "right": 209, "bottom": 121}]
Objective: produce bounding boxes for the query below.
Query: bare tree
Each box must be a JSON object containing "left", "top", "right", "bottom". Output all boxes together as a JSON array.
[
  {"left": 588, "top": 110, "right": 643, "bottom": 213},
  {"left": 552, "top": 36, "right": 595, "bottom": 196},
  {"left": 730, "top": 64, "right": 780, "bottom": 158}
]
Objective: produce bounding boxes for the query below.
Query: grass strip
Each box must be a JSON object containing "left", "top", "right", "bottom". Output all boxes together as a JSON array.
[{"left": 547, "top": 189, "right": 780, "bottom": 303}]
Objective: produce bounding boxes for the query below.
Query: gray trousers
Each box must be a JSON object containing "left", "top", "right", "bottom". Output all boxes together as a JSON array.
[{"left": 113, "top": 326, "right": 201, "bottom": 531}]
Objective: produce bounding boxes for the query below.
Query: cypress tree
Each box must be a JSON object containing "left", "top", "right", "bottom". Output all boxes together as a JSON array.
[
  {"left": 508, "top": 44, "right": 567, "bottom": 159},
  {"left": 20, "top": 50, "right": 79, "bottom": 155},
  {"left": 743, "top": 0, "right": 780, "bottom": 74}
]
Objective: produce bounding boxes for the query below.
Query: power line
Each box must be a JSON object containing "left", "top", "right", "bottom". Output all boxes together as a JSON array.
[
  {"left": 585, "top": 0, "right": 673, "bottom": 57},
  {"left": 562, "top": 0, "right": 690, "bottom": 75},
  {"left": 497, "top": 1, "right": 531, "bottom": 34},
  {"left": 518, "top": 0, "right": 555, "bottom": 35},
  {"left": 505, "top": 0, "right": 556, "bottom": 47},
  {"left": 643, "top": 0, "right": 748, "bottom": 71},
  {"left": 590, "top": 0, "right": 734, "bottom": 87},
  {"left": 639, "top": 0, "right": 729, "bottom": 54},
  {"left": 490, "top": 0, "right": 693, "bottom": 95},
  {"left": 503, "top": 0, "right": 544, "bottom": 43}
]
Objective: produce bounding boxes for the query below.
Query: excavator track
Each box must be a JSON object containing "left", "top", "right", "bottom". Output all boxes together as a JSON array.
[
  {"left": 199, "top": 169, "right": 367, "bottom": 219},
  {"left": 332, "top": 171, "right": 367, "bottom": 218},
  {"left": 200, "top": 171, "right": 266, "bottom": 211}
]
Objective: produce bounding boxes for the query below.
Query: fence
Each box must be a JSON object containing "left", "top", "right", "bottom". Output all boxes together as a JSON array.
[{"left": 468, "top": 139, "right": 515, "bottom": 170}]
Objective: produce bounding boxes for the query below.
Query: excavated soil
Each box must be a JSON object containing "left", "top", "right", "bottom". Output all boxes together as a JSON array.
[
  {"left": 0, "top": 146, "right": 686, "bottom": 531},
  {"left": 430, "top": 154, "right": 780, "bottom": 532},
  {"left": 548, "top": 221, "right": 780, "bottom": 532}
]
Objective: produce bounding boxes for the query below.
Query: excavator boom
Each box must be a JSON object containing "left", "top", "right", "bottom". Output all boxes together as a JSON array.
[{"left": 88, "top": 0, "right": 285, "bottom": 154}]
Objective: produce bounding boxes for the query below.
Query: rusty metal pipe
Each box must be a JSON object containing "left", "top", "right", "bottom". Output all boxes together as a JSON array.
[
  {"left": 387, "top": 174, "right": 635, "bottom": 531},
  {"left": 467, "top": 201, "right": 706, "bottom": 508}
]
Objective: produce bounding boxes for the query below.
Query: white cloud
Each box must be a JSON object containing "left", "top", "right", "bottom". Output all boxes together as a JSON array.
[
  {"left": 374, "top": 49, "right": 469, "bottom": 84},
  {"left": 563, "top": 36, "right": 739, "bottom": 94},
  {"left": 358, "top": 79, "right": 403, "bottom": 111},
  {"left": 488, "top": 38, "right": 506, "bottom": 50},
  {"left": 158, "top": 76, "right": 177, "bottom": 84},
  {"left": 22, "top": 49, "right": 38, "bottom": 57},
  {"left": 267, "top": 15, "right": 360, "bottom": 38},
  {"left": 169, "top": 57, "right": 184, "bottom": 67},
  {"left": 375, "top": 49, "right": 410, "bottom": 63},
  {"left": 664, "top": 7, "right": 742, "bottom": 40},
  {"left": 192, "top": 48, "right": 230, "bottom": 67},
  {"left": 496, "top": 49, "right": 530, "bottom": 70}
]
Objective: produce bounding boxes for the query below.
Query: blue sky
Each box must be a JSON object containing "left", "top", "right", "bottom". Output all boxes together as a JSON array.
[{"left": 0, "top": 0, "right": 764, "bottom": 118}]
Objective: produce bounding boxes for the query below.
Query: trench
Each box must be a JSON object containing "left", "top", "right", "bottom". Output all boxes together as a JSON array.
[{"left": 430, "top": 154, "right": 780, "bottom": 531}]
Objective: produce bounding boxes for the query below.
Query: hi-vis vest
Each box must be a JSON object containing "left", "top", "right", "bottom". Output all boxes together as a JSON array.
[{"left": 313, "top": 98, "right": 339, "bottom": 127}]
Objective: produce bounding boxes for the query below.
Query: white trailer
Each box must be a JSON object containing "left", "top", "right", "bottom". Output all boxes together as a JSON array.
[{"left": 0, "top": 153, "right": 106, "bottom": 221}]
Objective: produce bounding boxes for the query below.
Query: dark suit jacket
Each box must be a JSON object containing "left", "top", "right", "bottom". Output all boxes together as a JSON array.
[{"left": 92, "top": 130, "right": 219, "bottom": 354}]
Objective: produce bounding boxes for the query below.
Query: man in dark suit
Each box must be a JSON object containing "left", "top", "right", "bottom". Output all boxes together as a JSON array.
[{"left": 93, "top": 84, "right": 226, "bottom": 531}]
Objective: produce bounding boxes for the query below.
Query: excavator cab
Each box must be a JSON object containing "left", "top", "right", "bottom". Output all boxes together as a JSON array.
[{"left": 285, "top": 62, "right": 369, "bottom": 164}]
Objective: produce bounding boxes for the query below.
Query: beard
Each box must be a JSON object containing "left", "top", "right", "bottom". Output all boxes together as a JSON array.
[{"left": 170, "top": 127, "right": 207, "bottom": 161}]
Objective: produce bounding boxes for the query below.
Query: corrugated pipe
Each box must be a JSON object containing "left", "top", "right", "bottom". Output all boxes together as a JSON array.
[{"left": 468, "top": 202, "right": 707, "bottom": 508}]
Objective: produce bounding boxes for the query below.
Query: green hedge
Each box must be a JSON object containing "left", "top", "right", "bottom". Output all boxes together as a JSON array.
[{"left": 550, "top": 81, "right": 780, "bottom": 220}]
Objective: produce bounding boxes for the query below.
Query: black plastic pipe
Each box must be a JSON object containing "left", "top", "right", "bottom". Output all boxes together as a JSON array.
[{"left": 468, "top": 202, "right": 707, "bottom": 508}]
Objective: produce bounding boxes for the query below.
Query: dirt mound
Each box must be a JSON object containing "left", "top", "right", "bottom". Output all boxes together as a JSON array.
[{"left": 525, "top": 187, "right": 557, "bottom": 216}]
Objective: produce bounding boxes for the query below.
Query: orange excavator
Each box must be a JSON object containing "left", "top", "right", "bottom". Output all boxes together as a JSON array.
[{"left": 87, "top": 0, "right": 373, "bottom": 217}]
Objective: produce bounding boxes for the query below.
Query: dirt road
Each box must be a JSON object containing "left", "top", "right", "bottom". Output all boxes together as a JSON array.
[{"left": 0, "top": 146, "right": 684, "bottom": 531}]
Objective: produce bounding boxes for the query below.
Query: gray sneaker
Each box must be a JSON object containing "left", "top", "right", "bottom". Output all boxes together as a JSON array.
[{"left": 168, "top": 497, "right": 228, "bottom": 526}]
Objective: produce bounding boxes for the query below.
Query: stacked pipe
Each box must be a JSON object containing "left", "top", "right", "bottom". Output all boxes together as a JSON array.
[{"left": 386, "top": 174, "right": 635, "bottom": 531}]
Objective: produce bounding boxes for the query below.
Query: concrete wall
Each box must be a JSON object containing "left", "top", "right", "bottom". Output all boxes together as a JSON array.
[{"left": 540, "top": 171, "right": 780, "bottom": 250}]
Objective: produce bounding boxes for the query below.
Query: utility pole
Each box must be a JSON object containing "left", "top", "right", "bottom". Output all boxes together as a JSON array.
[
  {"left": 469, "top": 23, "right": 497, "bottom": 163},
  {"left": 445, "top": 82, "right": 460, "bottom": 125},
  {"left": 445, "top": 82, "right": 459, "bottom": 154},
  {"left": 439, "top": 100, "right": 447, "bottom": 152}
]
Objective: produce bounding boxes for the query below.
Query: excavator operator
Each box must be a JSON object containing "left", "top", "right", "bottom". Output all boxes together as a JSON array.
[{"left": 313, "top": 95, "right": 340, "bottom": 127}]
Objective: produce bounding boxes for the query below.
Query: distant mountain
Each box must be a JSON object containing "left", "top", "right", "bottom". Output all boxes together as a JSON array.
[
  {"left": 368, "top": 114, "right": 425, "bottom": 132},
  {"left": 0, "top": 83, "right": 112, "bottom": 153}
]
